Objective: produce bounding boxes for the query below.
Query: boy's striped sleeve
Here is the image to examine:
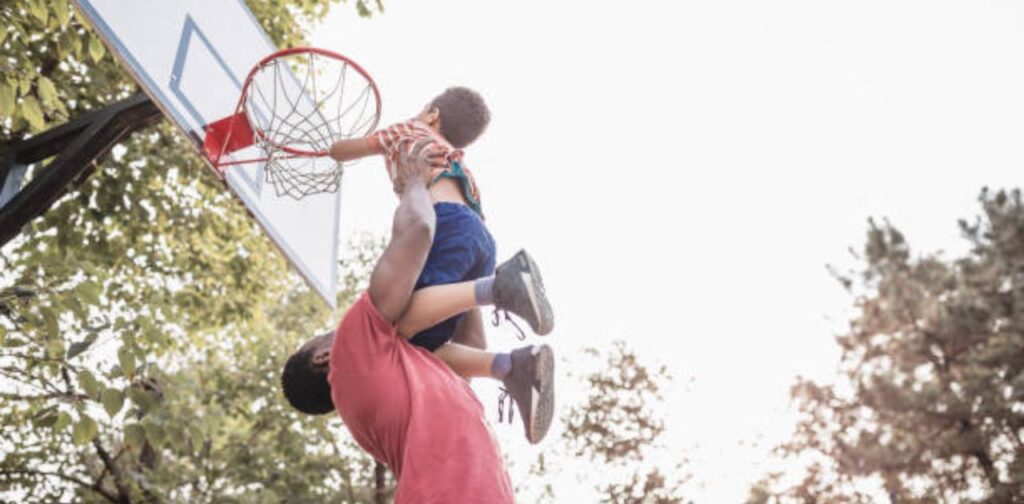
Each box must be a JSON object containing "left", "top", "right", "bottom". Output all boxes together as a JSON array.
[{"left": 369, "top": 122, "right": 411, "bottom": 157}]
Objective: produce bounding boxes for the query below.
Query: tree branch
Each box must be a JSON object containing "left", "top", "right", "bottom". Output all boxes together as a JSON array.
[
  {"left": 93, "top": 439, "right": 132, "bottom": 504},
  {"left": 0, "top": 352, "right": 68, "bottom": 364},
  {"left": 0, "top": 468, "right": 118, "bottom": 503},
  {"left": 0, "top": 391, "right": 88, "bottom": 401},
  {"left": 94, "top": 445, "right": 125, "bottom": 488},
  {"left": 0, "top": 367, "right": 68, "bottom": 401}
]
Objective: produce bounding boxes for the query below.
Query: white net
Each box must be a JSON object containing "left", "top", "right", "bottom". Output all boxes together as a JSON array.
[{"left": 243, "top": 49, "right": 380, "bottom": 199}]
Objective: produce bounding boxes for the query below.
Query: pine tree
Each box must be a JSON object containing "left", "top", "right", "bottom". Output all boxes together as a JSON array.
[{"left": 752, "top": 189, "right": 1024, "bottom": 502}]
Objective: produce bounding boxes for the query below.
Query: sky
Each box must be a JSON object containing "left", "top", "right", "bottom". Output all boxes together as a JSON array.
[{"left": 311, "top": 1, "right": 1024, "bottom": 500}]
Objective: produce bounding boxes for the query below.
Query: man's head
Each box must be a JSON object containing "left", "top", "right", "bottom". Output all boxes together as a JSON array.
[
  {"left": 417, "top": 87, "right": 491, "bottom": 148},
  {"left": 281, "top": 331, "right": 336, "bottom": 415}
]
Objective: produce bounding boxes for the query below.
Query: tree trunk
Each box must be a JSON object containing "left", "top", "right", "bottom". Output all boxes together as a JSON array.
[{"left": 374, "top": 461, "right": 387, "bottom": 504}]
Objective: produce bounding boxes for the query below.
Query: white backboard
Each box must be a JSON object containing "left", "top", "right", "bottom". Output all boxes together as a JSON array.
[{"left": 72, "top": 0, "right": 341, "bottom": 308}]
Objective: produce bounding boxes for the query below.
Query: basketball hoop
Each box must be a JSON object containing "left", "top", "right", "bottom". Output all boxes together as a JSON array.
[{"left": 203, "top": 47, "right": 382, "bottom": 199}]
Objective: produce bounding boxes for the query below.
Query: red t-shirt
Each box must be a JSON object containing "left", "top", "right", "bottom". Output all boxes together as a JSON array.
[{"left": 328, "top": 292, "right": 515, "bottom": 503}]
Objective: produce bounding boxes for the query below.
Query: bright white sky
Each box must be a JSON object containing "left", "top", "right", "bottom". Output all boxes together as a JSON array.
[{"left": 311, "top": 1, "right": 1024, "bottom": 500}]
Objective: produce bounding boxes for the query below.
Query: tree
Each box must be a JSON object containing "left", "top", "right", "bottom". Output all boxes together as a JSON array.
[
  {"left": 751, "top": 189, "right": 1024, "bottom": 502},
  {"left": 522, "top": 341, "right": 692, "bottom": 503},
  {"left": 0, "top": 1, "right": 386, "bottom": 502}
]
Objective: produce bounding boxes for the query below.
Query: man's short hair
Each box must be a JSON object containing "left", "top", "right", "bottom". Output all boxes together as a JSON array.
[
  {"left": 281, "top": 348, "right": 334, "bottom": 415},
  {"left": 430, "top": 87, "right": 491, "bottom": 148}
]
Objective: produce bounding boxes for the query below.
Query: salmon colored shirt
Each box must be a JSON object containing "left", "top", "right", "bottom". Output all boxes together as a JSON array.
[
  {"left": 370, "top": 119, "right": 482, "bottom": 205},
  {"left": 328, "top": 292, "right": 515, "bottom": 503}
]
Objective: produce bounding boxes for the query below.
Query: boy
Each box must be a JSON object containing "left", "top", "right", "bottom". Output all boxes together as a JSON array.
[{"left": 329, "top": 92, "right": 555, "bottom": 436}]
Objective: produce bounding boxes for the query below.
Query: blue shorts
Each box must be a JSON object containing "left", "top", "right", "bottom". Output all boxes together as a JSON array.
[{"left": 409, "top": 202, "right": 497, "bottom": 351}]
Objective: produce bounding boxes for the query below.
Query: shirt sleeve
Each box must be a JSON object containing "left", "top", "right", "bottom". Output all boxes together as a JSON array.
[
  {"left": 329, "top": 292, "right": 399, "bottom": 377},
  {"left": 369, "top": 122, "right": 411, "bottom": 157}
]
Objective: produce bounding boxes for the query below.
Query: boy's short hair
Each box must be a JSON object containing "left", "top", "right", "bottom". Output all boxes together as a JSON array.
[
  {"left": 431, "top": 87, "right": 491, "bottom": 148},
  {"left": 281, "top": 348, "right": 334, "bottom": 415}
]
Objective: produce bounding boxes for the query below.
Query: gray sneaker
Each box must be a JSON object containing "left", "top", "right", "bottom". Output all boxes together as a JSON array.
[
  {"left": 493, "top": 250, "right": 554, "bottom": 336},
  {"left": 498, "top": 344, "right": 555, "bottom": 444}
]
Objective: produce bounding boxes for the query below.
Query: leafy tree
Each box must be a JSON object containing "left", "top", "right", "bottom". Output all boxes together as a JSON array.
[
  {"left": 523, "top": 341, "right": 692, "bottom": 503},
  {"left": 0, "top": 1, "right": 387, "bottom": 502},
  {"left": 750, "top": 189, "right": 1024, "bottom": 503}
]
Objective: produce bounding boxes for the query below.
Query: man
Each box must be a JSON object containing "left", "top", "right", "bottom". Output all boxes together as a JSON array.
[{"left": 280, "top": 138, "right": 555, "bottom": 502}]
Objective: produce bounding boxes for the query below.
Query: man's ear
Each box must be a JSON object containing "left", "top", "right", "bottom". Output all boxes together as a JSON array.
[{"left": 312, "top": 348, "right": 330, "bottom": 366}]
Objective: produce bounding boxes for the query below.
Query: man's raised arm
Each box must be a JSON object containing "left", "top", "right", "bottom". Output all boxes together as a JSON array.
[{"left": 368, "top": 138, "right": 446, "bottom": 322}]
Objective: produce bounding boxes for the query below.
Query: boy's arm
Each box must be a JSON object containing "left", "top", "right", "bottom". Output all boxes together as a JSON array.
[{"left": 328, "top": 136, "right": 381, "bottom": 162}]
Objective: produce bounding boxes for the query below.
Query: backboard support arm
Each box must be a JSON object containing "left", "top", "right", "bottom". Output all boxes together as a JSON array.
[{"left": 0, "top": 93, "right": 162, "bottom": 248}]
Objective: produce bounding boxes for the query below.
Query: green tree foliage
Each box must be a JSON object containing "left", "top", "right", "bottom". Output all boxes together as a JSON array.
[
  {"left": 750, "top": 189, "right": 1024, "bottom": 503},
  {"left": 0, "top": 1, "right": 385, "bottom": 502},
  {"left": 0, "top": 0, "right": 381, "bottom": 137},
  {"left": 524, "top": 341, "right": 692, "bottom": 503}
]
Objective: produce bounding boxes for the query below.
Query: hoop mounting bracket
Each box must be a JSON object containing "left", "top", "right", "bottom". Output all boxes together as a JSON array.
[{"left": 202, "top": 111, "right": 255, "bottom": 167}]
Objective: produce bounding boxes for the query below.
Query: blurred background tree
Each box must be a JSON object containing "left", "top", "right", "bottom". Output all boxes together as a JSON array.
[
  {"left": 522, "top": 340, "right": 692, "bottom": 503},
  {"left": 749, "top": 189, "right": 1024, "bottom": 503},
  {"left": 0, "top": 1, "right": 386, "bottom": 502}
]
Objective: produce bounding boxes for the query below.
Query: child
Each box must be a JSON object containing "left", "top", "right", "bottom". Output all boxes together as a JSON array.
[{"left": 329, "top": 89, "right": 555, "bottom": 439}]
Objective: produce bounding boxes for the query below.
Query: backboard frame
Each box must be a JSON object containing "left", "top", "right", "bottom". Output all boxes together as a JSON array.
[{"left": 71, "top": 0, "right": 348, "bottom": 308}]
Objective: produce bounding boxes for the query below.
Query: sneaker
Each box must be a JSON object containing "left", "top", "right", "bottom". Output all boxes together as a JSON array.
[
  {"left": 498, "top": 344, "right": 555, "bottom": 444},
  {"left": 493, "top": 250, "right": 554, "bottom": 336}
]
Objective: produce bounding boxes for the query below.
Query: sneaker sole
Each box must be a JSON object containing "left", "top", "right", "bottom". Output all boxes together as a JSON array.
[
  {"left": 527, "top": 344, "right": 555, "bottom": 444},
  {"left": 519, "top": 251, "right": 555, "bottom": 336}
]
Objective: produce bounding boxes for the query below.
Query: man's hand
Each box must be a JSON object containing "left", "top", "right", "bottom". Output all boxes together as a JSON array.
[
  {"left": 393, "top": 138, "right": 446, "bottom": 194},
  {"left": 369, "top": 138, "right": 440, "bottom": 323}
]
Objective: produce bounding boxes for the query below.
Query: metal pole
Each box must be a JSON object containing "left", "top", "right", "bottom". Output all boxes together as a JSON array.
[{"left": 0, "top": 93, "right": 161, "bottom": 248}]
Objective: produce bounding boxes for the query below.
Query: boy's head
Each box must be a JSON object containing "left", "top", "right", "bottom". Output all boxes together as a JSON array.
[{"left": 418, "top": 87, "right": 490, "bottom": 148}]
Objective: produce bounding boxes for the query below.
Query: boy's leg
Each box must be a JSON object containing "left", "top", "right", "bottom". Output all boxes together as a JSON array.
[
  {"left": 432, "top": 341, "right": 555, "bottom": 444},
  {"left": 452, "top": 308, "right": 487, "bottom": 351},
  {"left": 433, "top": 342, "right": 500, "bottom": 378},
  {"left": 391, "top": 249, "right": 557, "bottom": 444},
  {"left": 396, "top": 250, "right": 555, "bottom": 339}
]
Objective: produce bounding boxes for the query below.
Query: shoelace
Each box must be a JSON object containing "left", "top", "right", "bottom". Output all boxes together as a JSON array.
[
  {"left": 491, "top": 309, "right": 526, "bottom": 341},
  {"left": 497, "top": 387, "right": 515, "bottom": 424}
]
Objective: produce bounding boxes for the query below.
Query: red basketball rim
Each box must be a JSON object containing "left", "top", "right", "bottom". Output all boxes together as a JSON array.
[{"left": 238, "top": 46, "right": 382, "bottom": 158}]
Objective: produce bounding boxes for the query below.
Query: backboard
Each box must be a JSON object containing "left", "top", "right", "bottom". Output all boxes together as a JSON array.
[{"left": 71, "top": 0, "right": 343, "bottom": 308}]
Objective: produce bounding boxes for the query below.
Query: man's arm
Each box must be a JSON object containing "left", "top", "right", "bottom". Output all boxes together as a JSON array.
[
  {"left": 328, "top": 136, "right": 380, "bottom": 162},
  {"left": 367, "top": 138, "right": 445, "bottom": 322}
]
